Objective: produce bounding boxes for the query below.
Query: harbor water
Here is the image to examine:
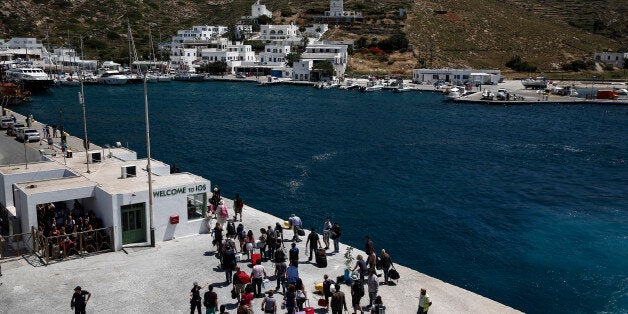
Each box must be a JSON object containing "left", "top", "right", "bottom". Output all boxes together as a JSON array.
[{"left": 21, "top": 82, "right": 628, "bottom": 313}]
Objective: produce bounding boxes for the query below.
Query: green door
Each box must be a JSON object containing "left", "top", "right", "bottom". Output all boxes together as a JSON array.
[{"left": 121, "top": 203, "right": 146, "bottom": 245}]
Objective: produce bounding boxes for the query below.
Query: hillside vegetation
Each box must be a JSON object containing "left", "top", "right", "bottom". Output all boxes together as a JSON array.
[{"left": 0, "top": 0, "right": 624, "bottom": 75}]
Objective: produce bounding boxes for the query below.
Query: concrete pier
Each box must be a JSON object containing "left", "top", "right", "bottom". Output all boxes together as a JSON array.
[{"left": 0, "top": 111, "right": 522, "bottom": 313}]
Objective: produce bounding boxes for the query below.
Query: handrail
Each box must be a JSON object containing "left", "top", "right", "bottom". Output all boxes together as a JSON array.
[{"left": 33, "top": 226, "right": 114, "bottom": 264}]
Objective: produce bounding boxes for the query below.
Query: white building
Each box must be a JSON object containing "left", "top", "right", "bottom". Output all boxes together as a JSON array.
[
  {"left": 303, "top": 24, "right": 329, "bottom": 40},
  {"left": 301, "top": 42, "right": 349, "bottom": 78},
  {"left": 324, "top": 0, "right": 362, "bottom": 19},
  {"left": 171, "top": 26, "right": 229, "bottom": 45},
  {"left": 259, "top": 44, "right": 291, "bottom": 64},
  {"left": 293, "top": 60, "right": 314, "bottom": 81},
  {"left": 48, "top": 48, "right": 98, "bottom": 71},
  {"left": 0, "top": 37, "right": 48, "bottom": 63},
  {"left": 251, "top": 0, "right": 272, "bottom": 19},
  {"left": 259, "top": 24, "right": 299, "bottom": 41},
  {"left": 594, "top": 52, "right": 627, "bottom": 67},
  {"left": 0, "top": 147, "right": 211, "bottom": 251},
  {"left": 170, "top": 48, "right": 199, "bottom": 71},
  {"left": 412, "top": 68, "right": 502, "bottom": 85},
  {"left": 235, "top": 25, "right": 254, "bottom": 40}
]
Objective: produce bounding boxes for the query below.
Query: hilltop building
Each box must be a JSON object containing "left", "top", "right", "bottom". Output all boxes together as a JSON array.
[
  {"left": 250, "top": 0, "right": 272, "bottom": 19},
  {"left": 319, "top": 0, "right": 362, "bottom": 22}
]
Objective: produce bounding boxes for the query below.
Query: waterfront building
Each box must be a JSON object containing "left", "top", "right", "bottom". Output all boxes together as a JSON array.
[
  {"left": 593, "top": 51, "right": 627, "bottom": 67},
  {"left": 259, "top": 44, "right": 291, "bottom": 63},
  {"left": 301, "top": 42, "right": 349, "bottom": 78},
  {"left": 170, "top": 48, "right": 200, "bottom": 71},
  {"left": 293, "top": 60, "right": 314, "bottom": 81},
  {"left": 47, "top": 48, "right": 98, "bottom": 72},
  {"left": 412, "top": 68, "right": 502, "bottom": 85},
  {"left": 0, "top": 147, "right": 210, "bottom": 251},
  {"left": 0, "top": 37, "right": 48, "bottom": 63}
]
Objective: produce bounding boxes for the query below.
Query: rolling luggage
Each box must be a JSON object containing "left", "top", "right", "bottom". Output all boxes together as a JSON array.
[
  {"left": 315, "top": 248, "right": 327, "bottom": 268},
  {"left": 251, "top": 253, "right": 262, "bottom": 265}
]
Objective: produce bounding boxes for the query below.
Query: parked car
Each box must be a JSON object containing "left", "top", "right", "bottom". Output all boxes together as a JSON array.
[
  {"left": 7, "top": 122, "right": 25, "bottom": 136},
  {"left": 16, "top": 128, "right": 40, "bottom": 142},
  {"left": 1, "top": 117, "right": 14, "bottom": 130}
]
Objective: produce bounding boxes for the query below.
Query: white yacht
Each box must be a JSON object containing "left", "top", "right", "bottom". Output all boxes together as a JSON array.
[
  {"left": 5, "top": 66, "right": 55, "bottom": 91},
  {"left": 97, "top": 69, "right": 128, "bottom": 85}
]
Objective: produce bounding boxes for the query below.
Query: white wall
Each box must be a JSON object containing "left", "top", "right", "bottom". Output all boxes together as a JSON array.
[{"left": 0, "top": 168, "right": 72, "bottom": 209}]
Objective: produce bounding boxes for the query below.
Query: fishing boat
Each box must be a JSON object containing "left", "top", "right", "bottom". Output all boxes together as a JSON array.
[{"left": 4, "top": 66, "right": 55, "bottom": 91}]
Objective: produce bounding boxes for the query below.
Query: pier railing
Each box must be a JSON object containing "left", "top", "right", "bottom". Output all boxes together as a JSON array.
[
  {"left": 0, "top": 231, "right": 36, "bottom": 260},
  {"left": 33, "top": 227, "right": 115, "bottom": 264}
]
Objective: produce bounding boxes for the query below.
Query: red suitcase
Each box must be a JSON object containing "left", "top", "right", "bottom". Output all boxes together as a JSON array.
[
  {"left": 251, "top": 253, "right": 262, "bottom": 265},
  {"left": 303, "top": 307, "right": 315, "bottom": 314}
]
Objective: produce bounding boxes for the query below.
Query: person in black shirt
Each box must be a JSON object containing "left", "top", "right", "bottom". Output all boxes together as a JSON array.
[
  {"left": 305, "top": 228, "right": 322, "bottom": 262},
  {"left": 289, "top": 242, "right": 299, "bottom": 267},
  {"left": 222, "top": 244, "right": 237, "bottom": 284},
  {"left": 203, "top": 285, "right": 219, "bottom": 314},
  {"left": 190, "top": 281, "right": 208, "bottom": 314},
  {"left": 70, "top": 286, "right": 91, "bottom": 314}
]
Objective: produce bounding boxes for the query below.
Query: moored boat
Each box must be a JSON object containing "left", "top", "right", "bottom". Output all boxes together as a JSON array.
[
  {"left": 4, "top": 66, "right": 55, "bottom": 92},
  {"left": 173, "top": 71, "right": 204, "bottom": 82},
  {"left": 97, "top": 70, "right": 128, "bottom": 85}
]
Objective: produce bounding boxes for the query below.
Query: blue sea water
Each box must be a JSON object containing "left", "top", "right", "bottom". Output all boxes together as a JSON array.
[{"left": 23, "top": 82, "right": 628, "bottom": 313}]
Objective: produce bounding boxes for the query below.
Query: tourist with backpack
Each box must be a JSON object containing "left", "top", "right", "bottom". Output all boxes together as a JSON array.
[
  {"left": 216, "top": 200, "right": 229, "bottom": 226},
  {"left": 351, "top": 274, "right": 365, "bottom": 314},
  {"left": 232, "top": 266, "right": 250, "bottom": 303}
]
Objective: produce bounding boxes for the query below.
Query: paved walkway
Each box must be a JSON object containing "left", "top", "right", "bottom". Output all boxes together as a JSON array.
[{"left": 0, "top": 199, "right": 521, "bottom": 313}]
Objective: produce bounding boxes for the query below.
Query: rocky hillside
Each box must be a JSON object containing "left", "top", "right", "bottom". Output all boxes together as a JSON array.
[{"left": 0, "top": 0, "right": 624, "bottom": 74}]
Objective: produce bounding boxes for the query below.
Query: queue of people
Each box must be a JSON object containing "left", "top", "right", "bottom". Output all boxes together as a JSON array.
[{"left": 188, "top": 187, "right": 433, "bottom": 314}]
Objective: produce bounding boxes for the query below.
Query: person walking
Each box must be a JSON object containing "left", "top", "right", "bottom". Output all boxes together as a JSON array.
[
  {"left": 305, "top": 228, "right": 322, "bottom": 262},
  {"left": 203, "top": 285, "right": 219, "bottom": 314},
  {"left": 223, "top": 244, "right": 237, "bottom": 284},
  {"left": 250, "top": 259, "right": 268, "bottom": 297},
  {"left": 417, "top": 288, "right": 432, "bottom": 314},
  {"left": 70, "top": 286, "right": 91, "bottom": 314},
  {"left": 295, "top": 278, "right": 307, "bottom": 311},
  {"left": 330, "top": 222, "right": 341, "bottom": 253},
  {"left": 366, "top": 270, "right": 378, "bottom": 310},
  {"left": 190, "top": 282, "right": 208, "bottom": 314},
  {"left": 322, "top": 217, "right": 332, "bottom": 250},
  {"left": 274, "top": 258, "right": 287, "bottom": 295},
  {"left": 232, "top": 267, "right": 247, "bottom": 303},
  {"left": 261, "top": 290, "right": 277, "bottom": 313},
  {"left": 233, "top": 194, "right": 244, "bottom": 221},
  {"left": 379, "top": 249, "right": 393, "bottom": 285},
  {"left": 370, "top": 295, "right": 385, "bottom": 314},
  {"left": 322, "top": 274, "right": 335, "bottom": 311},
  {"left": 350, "top": 274, "right": 365, "bottom": 314},
  {"left": 330, "top": 284, "right": 348, "bottom": 314}
]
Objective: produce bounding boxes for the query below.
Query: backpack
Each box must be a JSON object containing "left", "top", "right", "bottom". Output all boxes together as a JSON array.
[
  {"left": 238, "top": 271, "right": 251, "bottom": 284},
  {"left": 220, "top": 205, "right": 228, "bottom": 218},
  {"left": 323, "top": 279, "right": 335, "bottom": 294},
  {"left": 354, "top": 281, "right": 364, "bottom": 297}
]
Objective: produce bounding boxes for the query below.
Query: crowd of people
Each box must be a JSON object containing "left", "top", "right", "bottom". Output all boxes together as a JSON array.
[
  {"left": 36, "top": 200, "right": 109, "bottom": 258},
  {"left": 189, "top": 188, "right": 433, "bottom": 314}
]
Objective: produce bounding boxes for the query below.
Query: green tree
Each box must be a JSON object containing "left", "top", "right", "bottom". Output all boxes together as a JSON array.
[
  {"left": 244, "top": 40, "right": 266, "bottom": 53},
  {"left": 257, "top": 15, "right": 273, "bottom": 25},
  {"left": 285, "top": 52, "right": 302, "bottom": 67},
  {"left": 355, "top": 37, "right": 368, "bottom": 49},
  {"left": 377, "top": 32, "right": 409, "bottom": 53},
  {"left": 505, "top": 56, "right": 537, "bottom": 72},
  {"left": 313, "top": 61, "right": 336, "bottom": 77}
]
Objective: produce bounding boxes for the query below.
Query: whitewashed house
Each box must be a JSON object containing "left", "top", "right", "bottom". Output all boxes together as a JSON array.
[
  {"left": 251, "top": 0, "right": 272, "bottom": 19},
  {"left": 594, "top": 52, "right": 627, "bottom": 67},
  {"left": 293, "top": 60, "right": 314, "bottom": 81},
  {"left": 259, "top": 24, "right": 299, "bottom": 41},
  {"left": 412, "top": 68, "right": 502, "bottom": 85},
  {"left": 303, "top": 24, "right": 329, "bottom": 40},
  {"left": 324, "top": 0, "right": 362, "bottom": 19},
  {"left": 301, "top": 42, "right": 349, "bottom": 78},
  {"left": 259, "top": 44, "right": 291, "bottom": 63}
]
